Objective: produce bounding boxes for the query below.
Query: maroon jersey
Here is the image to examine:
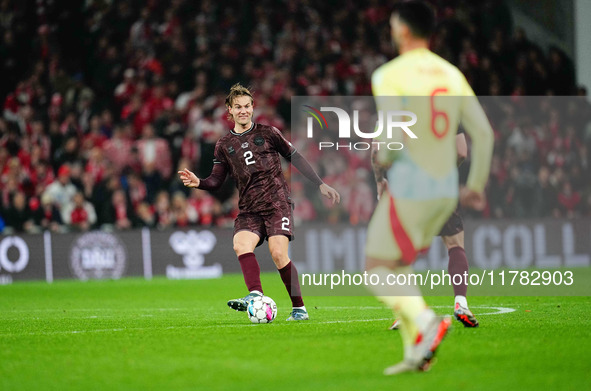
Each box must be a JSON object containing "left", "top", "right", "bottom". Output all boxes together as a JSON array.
[{"left": 214, "top": 123, "right": 295, "bottom": 213}]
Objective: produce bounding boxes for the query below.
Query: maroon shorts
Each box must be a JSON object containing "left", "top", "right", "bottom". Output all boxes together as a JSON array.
[
  {"left": 437, "top": 204, "right": 464, "bottom": 237},
  {"left": 233, "top": 204, "right": 294, "bottom": 247}
]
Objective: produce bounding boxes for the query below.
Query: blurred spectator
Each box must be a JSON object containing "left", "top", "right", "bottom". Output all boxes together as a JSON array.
[
  {"left": 103, "top": 189, "right": 134, "bottom": 230},
  {"left": 141, "top": 162, "right": 163, "bottom": 204},
  {"left": 92, "top": 173, "right": 122, "bottom": 223},
  {"left": 43, "top": 165, "right": 77, "bottom": 209},
  {"left": 65, "top": 73, "right": 94, "bottom": 114},
  {"left": 292, "top": 181, "right": 316, "bottom": 224},
  {"left": 532, "top": 166, "right": 559, "bottom": 218},
  {"left": 82, "top": 116, "right": 108, "bottom": 153},
  {"left": 34, "top": 193, "right": 63, "bottom": 232},
  {"left": 134, "top": 123, "right": 172, "bottom": 180},
  {"left": 3, "top": 191, "right": 35, "bottom": 233},
  {"left": 153, "top": 190, "right": 173, "bottom": 230},
  {"left": 114, "top": 69, "right": 137, "bottom": 105},
  {"left": 188, "top": 189, "right": 216, "bottom": 226},
  {"left": 126, "top": 171, "right": 147, "bottom": 210},
  {"left": 171, "top": 191, "right": 198, "bottom": 227},
  {"left": 135, "top": 201, "right": 156, "bottom": 228},
  {"left": 61, "top": 191, "right": 97, "bottom": 231},
  {"left": 30, "top": 160, "right": 55, "bottom": 197},
  {"left": 346, "top": 169, "right": 374, "bottom": 225},
  {"left": 85, "top": 147, "right": 108, "bottom": 184},
  {"left": 53, "top": 134, "right": 80, "bottom": 170},
  {"left": 103, "top": 125, "right": 133, "bottom": 174},
  {"left": 557, "top": 182, "right": 581, "bottom": 218}
]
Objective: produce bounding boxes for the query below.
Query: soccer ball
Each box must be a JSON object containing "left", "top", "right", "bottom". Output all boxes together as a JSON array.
[{"left": 247, "top": 296, "right": 277, "bottom": 324}]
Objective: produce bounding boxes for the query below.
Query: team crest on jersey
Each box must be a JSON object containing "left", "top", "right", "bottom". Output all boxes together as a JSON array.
[
  {"left": 241, "top": 142, "right": 249, "bottom": 149},
  {"left": 228, "top": 146, "right": 235, "bottom": 155},
  {"left": 254, "top": 136, "right": 265, "bottom": 146}
]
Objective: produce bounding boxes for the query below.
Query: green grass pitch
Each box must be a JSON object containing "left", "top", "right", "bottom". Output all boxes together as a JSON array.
[{"left": 1, "top": 272, "right": 589, "bottom": 390}]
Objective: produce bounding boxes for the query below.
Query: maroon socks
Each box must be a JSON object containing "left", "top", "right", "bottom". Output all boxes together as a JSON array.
[
  {"left": 238, "top": 252, "right": 263, "bottom": 293},
  {"left": 239, "top": 254, "right": 304, "bottom": 307},
  {"left": 278, "top": 261, "right": 304, "bottom": 307},
  {"left": 448, "top": 246, "right": 469, "bottom": 297}
]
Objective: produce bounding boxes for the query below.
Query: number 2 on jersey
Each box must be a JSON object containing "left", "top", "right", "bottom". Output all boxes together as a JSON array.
[
  {"left": 244, "top": 150, "right": 255, "bottom": 165},
  {"left": 430, "top": 88, "right": 449, "bottom": 139},
  {"left": 281, "top": 217, "right": 290, "bottom": 231}
]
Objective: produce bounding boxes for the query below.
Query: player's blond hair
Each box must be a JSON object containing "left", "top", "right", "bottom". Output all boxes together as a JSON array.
[{"left": 225, "top": 83, "right": 254, "bottom": 107}]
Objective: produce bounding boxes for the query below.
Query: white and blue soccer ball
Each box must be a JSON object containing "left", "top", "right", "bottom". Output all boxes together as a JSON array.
[{"left": 247, "top": 296, "right": 277, "bottom": 324}]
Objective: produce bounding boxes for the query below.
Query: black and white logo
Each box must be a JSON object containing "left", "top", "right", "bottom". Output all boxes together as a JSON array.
[
  {"left": 70, "top": 232, "right": 127, "bottom": 280},
  {"left": 241, "top": 142, "right": 249, "bottom": 149},
  {"left": 166, "top": 230, "right": 222, "bottom": 279},
  {"left": 254, "top": 136, "right": 265, "bottom": 146},
  {"left": 0, "top": 236, "right": 29, "bottom": 284}
]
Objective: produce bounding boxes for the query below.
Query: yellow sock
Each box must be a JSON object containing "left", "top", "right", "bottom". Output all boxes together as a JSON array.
[
  {"left": 370, "top": 266, "right": 431, "bottom": 350},
  {"left": 397, "top": 317, "right": 413, "bottom": 358},
  {"left": 381, "top": 295, "right": 427, "bottom": 343}
]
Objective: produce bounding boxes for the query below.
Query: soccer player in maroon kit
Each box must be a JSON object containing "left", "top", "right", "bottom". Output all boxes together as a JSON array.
[{"left": 179, "top": 84, "right": 340, "bottom": 320}]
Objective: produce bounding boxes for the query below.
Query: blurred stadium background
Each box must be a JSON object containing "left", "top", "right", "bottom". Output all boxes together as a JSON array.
[{"left": 0, "top": 0, "right": 590, "bottom": 282}]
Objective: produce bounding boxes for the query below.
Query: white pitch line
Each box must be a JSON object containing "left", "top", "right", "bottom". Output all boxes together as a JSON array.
[
  {"left": 318, "top": 306, "right": 387, "bottom": 310},
  {"left": 319, "top": 305, "right": 516, "bottom": 316},
  {"left": 0, "top": 308, "right": 190, "bottom": 313},
  {"left": 0, "top": 306, "right": 517, "bottom": 337},
  {"left": 473, "top": 306, "right": 516, "bottom": 316},
  {"left": 0, "top": 317, "right": 398, "bottom": 337},
  {"left": 309, "top": 318, "right": 392, "bottom": 325},
  {"left": 1, "top": 305, "right": 516, "bottom": 317},
  {"left": 0, "top": 306, "right": 516, "bottom": 337}
]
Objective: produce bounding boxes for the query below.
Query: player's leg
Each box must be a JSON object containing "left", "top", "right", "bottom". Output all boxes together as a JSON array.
[
  {"left": 392, "top": 206, "right": 479, "bottom": 329},
  {"left": 234, "top": 230, "right": 263, "bottom": 292},
  {"left": 441, "top": 230, "right": 479, "bottom": 327},
  {"left": 265, "top": 207, "right": 308, "bottom": 321},
  {"left": 366, "top": 194, "right": 454, "bottom": 374},
  {"left": 227, "top": 214, "right": 266, "bottom": 312},
  {"left": 268, "top": 235, "right": 308, "bottom": 321}
]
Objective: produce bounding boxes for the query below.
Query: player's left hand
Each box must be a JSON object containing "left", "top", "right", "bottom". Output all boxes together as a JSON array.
[
  {"left": 460, "top": 187, "right": 486, "bottom": 211},
  {"left": 319, "top": 183, "right": 340, "bottom": 205}
]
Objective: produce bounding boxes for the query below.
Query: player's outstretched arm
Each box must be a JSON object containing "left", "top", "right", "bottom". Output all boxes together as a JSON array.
[
  {"left": 270, "top": 126, "right": 341, "bottom": 204},
  {"left": 288, "top": 151, "right": 340, "bottom": 204},
  {"left": 178, "top": 163, "right": 228, "bottom": 191},
  {"left": 178, "top": 168, "right": 200, "bottom": 188}
]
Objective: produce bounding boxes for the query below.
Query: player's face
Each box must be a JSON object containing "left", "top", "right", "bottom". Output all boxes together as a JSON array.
[{"left": 228, "top": 96, "right": 254, "bottom": 127}]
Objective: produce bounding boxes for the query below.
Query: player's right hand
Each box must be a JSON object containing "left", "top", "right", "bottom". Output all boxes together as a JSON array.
[
  {"left": 460, "top": 187, "right": 486, "bottom": 211},
  {"left": 178, "top": 168, "right": 200, "bottom": 188}
]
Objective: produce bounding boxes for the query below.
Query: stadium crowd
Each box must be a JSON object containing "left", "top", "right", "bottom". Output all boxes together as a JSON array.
[{"left": 0, "top": 0, "right": 590, "bottom": 233}]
